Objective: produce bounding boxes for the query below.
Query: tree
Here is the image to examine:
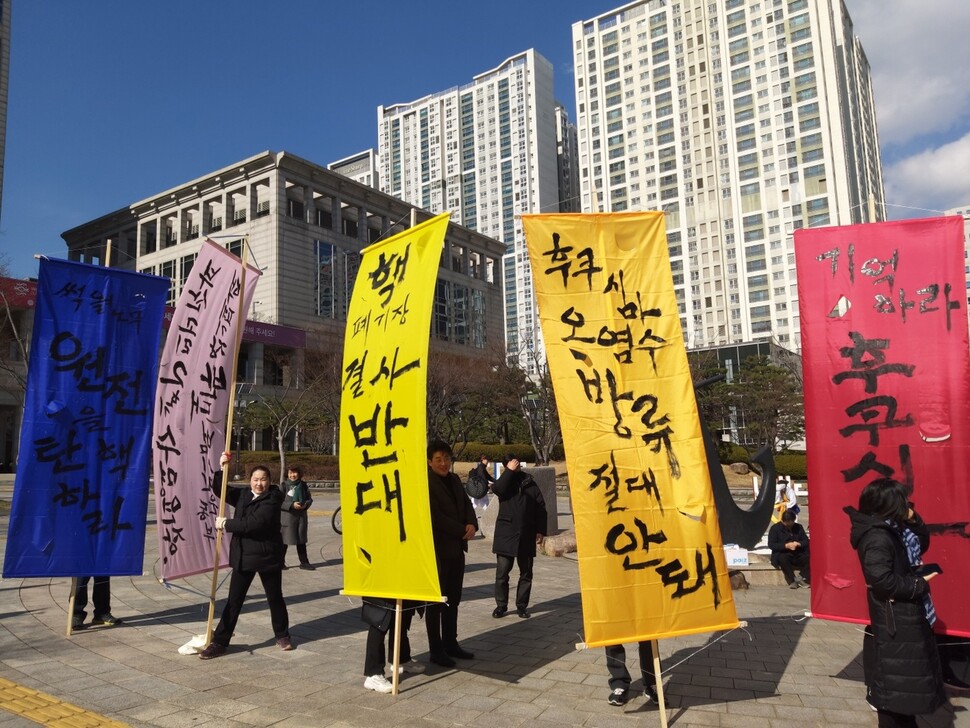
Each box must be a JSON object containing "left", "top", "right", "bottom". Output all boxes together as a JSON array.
[
  {"left": 239, "top": 348, "right": 329, "bottom": 477},
  {"left": 731, "top": 355, "right": 804, "bottom": 452},
  {"left": 517, "top": 351, "right": 562, "bottom": 465},
  {"left": 300, "top": 347, "right": 344, "bottom": 455},
  {"left": 0, "top": 265, "right": 30, "bottom": 404},
  {"left": 426, "top": 351, "right": 508, "bottom": 459},
  {"left": 467, "top": 356, "right": 529, "bottom": 445}
]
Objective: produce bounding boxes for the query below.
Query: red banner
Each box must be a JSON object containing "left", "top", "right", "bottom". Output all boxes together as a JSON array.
[{"left": 796, "top": 216, "right": 970, "bottom": 636}]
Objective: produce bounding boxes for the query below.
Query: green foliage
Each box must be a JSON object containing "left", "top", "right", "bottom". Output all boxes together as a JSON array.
[
  {"left": 718, "top": 442, "right": 751, "bottom": 464},
  {"left": 229, "top": 452, "right": 338, "bottom": 482},
  {"left": 774, "top": 452, "right": 807, "bottom": 479},
  {"left": 462, "top": 442, "right": 537, "bottom": 464},
  {"left": 690, "top": 352, "right": 804, "bottom": 455}
]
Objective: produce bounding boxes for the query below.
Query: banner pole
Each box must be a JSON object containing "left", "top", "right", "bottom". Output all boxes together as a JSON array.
[
  {"left": 205, "top": 236, "right": 251, "bottom": 645},
  {"left": 66, "top": 577, "right": 78, "bottom": 637},
  {"left": 650, "top": 639, "right": 668, "bottom": 728},
  {"left": 391, "top": 599, "right": 403, "bottom": 695}
]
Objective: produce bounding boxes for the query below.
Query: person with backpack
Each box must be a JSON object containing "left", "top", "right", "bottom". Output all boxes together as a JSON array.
[
  {"left": 490, "top": 455, "right": 547, "bottom": 619},
  {"left": 466, "top": 454, "right": 495, "bottom": 535}
]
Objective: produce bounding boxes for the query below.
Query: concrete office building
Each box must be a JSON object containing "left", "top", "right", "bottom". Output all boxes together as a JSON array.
[
  {"left": 378, "top": 49, "right": 579, "bottom": 374},
  {"left": 329, "top": 149, "right": 380, "bottom": 189},
  {"left": 572, "top": 0, "right": 884, "bottom": 351},
  {"left": 60, "top": 151, "right": 506, "bottom": 448}
]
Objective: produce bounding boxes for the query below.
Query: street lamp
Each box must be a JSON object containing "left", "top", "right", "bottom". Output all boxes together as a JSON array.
[{"left": 233, "top": 383, "right": 253, "bottom": 479}]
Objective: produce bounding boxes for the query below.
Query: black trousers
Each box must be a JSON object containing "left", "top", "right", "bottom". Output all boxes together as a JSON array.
[
  {"left": 426, "top": 554, "right": 464, "bottom": 654},
  {"left": 363, "top": 606, "right": 415, "bottom": 676},
  {"left": 212, "top": 567, "right": 289, "bottom": 646},
  {"left": 775, "top": 549, "right": 810, "bottom": 584},
  {"left": 606, "top": 642, "right": 656, "bottom": 690},
  {"left": 876, "top": 710, "right": 918, "bottom": 728},
  {"left": 73, "top": 576, "right": 110, "bottom": 619},
  {"left": 282, "top": 544, "right": 310, "bottom": 565},
  {"left": 494, "top": 554, "right": 534, "bottom": 610}
]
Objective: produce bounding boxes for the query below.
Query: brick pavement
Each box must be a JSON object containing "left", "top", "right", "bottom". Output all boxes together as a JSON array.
[{"left": 0, "top": 494, "right": 967, "bottom": 727}]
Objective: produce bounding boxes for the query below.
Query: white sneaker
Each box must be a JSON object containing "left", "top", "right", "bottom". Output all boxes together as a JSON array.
[{"left": 364, "top": 674, "right": 393, "bottom": 693}]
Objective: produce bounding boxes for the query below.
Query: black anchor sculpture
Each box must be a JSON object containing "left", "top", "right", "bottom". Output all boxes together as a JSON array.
[{"left": 694, "top": 374, "right": 777, "bottom": 549}]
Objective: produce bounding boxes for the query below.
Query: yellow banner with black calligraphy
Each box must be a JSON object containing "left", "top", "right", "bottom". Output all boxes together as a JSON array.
[
  {"left": 523, "top": 212, "right": 738, "bottom": 647},
  {"left": 339, "top": 213, "right": 450, "bottom": 601}
]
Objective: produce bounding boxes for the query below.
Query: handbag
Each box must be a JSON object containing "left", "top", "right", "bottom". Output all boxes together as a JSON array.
[
  {"left": 361, "top": 598, "right": 394, "bottom": 633},
  {"left": 464, "top": 471, "right": 488, "bottom": 499}
]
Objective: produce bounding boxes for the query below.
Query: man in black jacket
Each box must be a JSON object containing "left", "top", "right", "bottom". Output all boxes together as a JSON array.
[
  {"left": 200, "top": 462, "right": 292, "bottom": 659},
  {"left": 425, "top": 440, "right": 478, "bottom": 668},
  {"left": 490, "top": 455, "right": 547, "bottom": 619},
  {"left": 767, "top": 509, "right": 810, "bottom": 588}
]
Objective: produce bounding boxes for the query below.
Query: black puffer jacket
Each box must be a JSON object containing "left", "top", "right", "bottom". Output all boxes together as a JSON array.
[
  {"left": 491, "top": 469, "right": 547, "bottom": 558},
  {"left": 845, "top": 506, "right": 945, "bottom": 715},
  {"left": 222, "top": 485, "right": 285, "bottom": 572}
]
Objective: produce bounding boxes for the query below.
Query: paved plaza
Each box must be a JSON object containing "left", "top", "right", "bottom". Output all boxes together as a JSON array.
[{"left": 0, "top": 488, "right": 967, "bottom": 727}]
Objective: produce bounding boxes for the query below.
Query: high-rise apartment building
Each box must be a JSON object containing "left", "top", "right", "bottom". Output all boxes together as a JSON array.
[
  {"left": 378, "top": 49, "right": 578, "bottom": 373},
  {"left": 945, "top": 204, "right": 970, "bottom": 304},
  {"left": 573, "top": 0, "right": 884, "bottom": 351}
]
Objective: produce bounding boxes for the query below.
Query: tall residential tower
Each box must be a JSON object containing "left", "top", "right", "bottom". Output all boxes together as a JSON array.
[
  {"left": 378, "top": 49, "right": 578, "bottom": 373},
  {"left": 573, "top": 0, "right": 884, "bottom": 350}
]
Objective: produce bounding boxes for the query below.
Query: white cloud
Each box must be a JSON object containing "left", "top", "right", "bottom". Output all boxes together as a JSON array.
[
  {"left": 848, "top": 0, "right": 970, "bottom": 148},
  {"left": 883, "top": 132, "right": 970, "bottom": 216}
]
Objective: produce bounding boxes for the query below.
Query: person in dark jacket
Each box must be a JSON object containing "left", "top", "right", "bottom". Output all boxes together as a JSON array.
[
  {"left": 281, "top": 464, "right": 314, "bottom": 570},
  {"left": 767, "top": 509, "right": 810, "bottom": 588},
  {"left": 360, "top": 597, "right": 424, "bottom": 693},
  {"left": 490, "top": 455, "right": 547, "bottom": 618},
  {"left": 468, "top": 454, "right": 495, "bottom": 535},
  {"left": 200, "top": 462, "right": 292, "bottom": 659},
  {"left": 425, "top": 439, "right": 478, "bottom": 668},
  {"left": 846, "top": 481, "right": 946, "bottom": 727}
]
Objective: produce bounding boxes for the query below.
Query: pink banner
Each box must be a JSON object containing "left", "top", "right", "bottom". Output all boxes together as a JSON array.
[
  {"left": 796, "top": 216, "right": 970, "bottom": 636},
  {"left": 152, "top": 241, "right": 261, "bottom": 580}
]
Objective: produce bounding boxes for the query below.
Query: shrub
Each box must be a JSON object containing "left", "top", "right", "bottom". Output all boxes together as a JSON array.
[{"left": 774, "top": 452, "right": 807, "bottom": 479}]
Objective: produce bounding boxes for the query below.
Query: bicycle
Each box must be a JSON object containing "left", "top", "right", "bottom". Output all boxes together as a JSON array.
[{"left": 331, "top": 506, "right": 342, "bottom": 535}]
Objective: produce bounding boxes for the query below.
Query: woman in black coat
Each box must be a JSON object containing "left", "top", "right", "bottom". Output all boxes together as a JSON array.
[
  {"left": 200, "top": 463, "right": 292, "bottom": 659},
  {"left": 491, "top": 456, "right": 547, "bottom": 619},
  {"left": 845, "top": 481, "right": 946, "bottom": 727}
]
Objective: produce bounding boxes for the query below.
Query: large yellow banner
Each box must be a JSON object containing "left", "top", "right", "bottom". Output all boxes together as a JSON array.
[
  {"left": 522, "top": 212, "right": 738, "bottom": 646},
  {"left": 339, "top": 213, "right": 450, "bottom": 601}
]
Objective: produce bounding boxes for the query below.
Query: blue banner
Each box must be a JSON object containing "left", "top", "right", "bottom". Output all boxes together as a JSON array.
[{"left": 2, "top": 259, "right": 168, "bottom": 578}]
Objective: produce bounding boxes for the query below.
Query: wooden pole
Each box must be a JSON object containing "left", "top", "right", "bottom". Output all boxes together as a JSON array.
[
  {"left": 66, "top": 577, "right": 78, "bottom": 636},
  {"left": 104, "top": 239, "right": 113, "bottom": 268},
  {"left": 391, "top": 599, "right": 403, "bottom": 695},
  {"left": 204, "top": 236, "right": 251, "bottom": 645},
  {"left": 650, "top": 640, "right": 668, "bottom": 728}
]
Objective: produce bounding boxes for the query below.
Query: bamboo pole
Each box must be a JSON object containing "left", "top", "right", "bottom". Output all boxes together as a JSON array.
[
  {"left": 390, "top": 599, "right": 403, "bottom": 695},
  {"left": 204, "top": 237, "right": 251, "bottom": 645},
  {"left": 650, "top": 640, "right": 668, "bottom": 728}
]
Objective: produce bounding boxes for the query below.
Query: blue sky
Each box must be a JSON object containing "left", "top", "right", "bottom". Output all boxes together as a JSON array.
[{"left": 2, "top": 0, "right": 968, "bottom": 279}]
